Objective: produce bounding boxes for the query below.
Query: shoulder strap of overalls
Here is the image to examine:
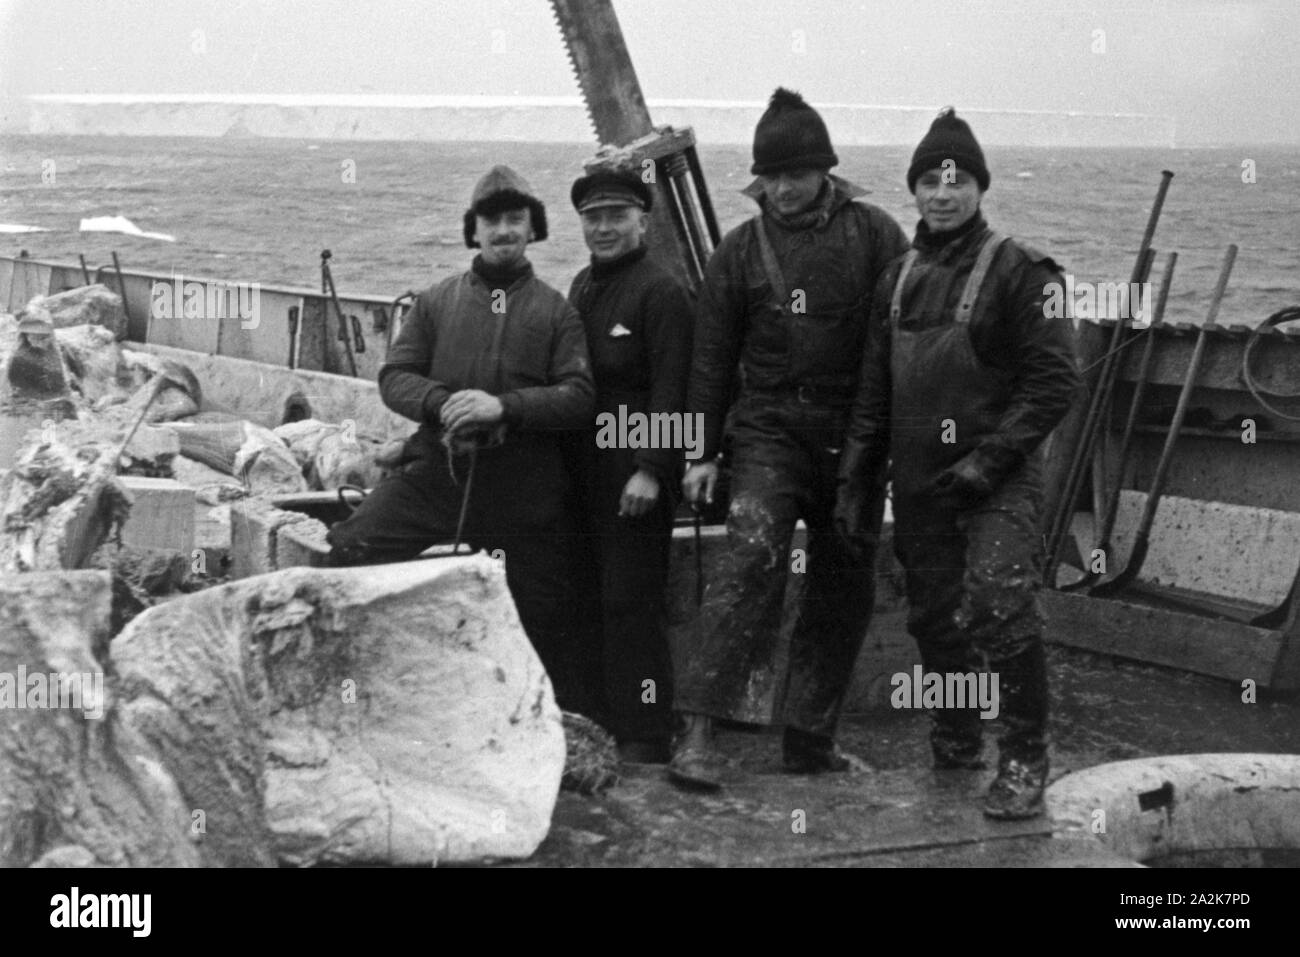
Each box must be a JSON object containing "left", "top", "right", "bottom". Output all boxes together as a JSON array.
[
  {"left": 955, "top": 231, "right": 1008, "bottom": 325},
  {"left": 889, "top": 230, "right": 1009, "bottom": 329},
  {"left": 889, "top": 249, "right": 920, "bottom": 328},
  {"left": 751, "top": 215, "right": 789, "bottom": 308}
]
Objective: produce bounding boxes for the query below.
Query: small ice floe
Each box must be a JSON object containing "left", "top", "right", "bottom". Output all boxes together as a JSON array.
[
  {"left": 79, "top": 215, "right": 175, "bottom": 242},
  {"left": 0, "top": 223, "right": 50, "bottom": 233},
  {"left": 1016, "top": 171, "right": 1034, "bottom": 178}
]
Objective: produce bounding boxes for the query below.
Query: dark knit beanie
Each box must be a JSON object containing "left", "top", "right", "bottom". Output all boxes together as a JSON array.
[
  {"left": 907, "top": 107, "right": 990, "bottom": 193},
  {"left": 750, "top": 88, "right": 838, "bottom": 175}
]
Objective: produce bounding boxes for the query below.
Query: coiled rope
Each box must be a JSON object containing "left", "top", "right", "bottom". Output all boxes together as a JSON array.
[{"left": 1242, "top": 306, "right": 1300, "bottom": 422}]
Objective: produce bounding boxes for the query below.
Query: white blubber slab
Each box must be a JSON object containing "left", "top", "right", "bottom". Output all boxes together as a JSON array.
[{"left": 114, "top": 555, "right": 564, "bottom": 865}]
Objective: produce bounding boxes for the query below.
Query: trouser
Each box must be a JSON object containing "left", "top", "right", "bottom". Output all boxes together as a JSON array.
[
  {"left": 568, "top": 442, "right": 676, "bottom": 742},
  {"left": 325, "top": 438, "right": 588, "bottom": 714},
  {"left": 675, "top": 394, "right": 880, "bottom": 737},
  {"left": 892, "top": 467, "right": 1050, "bottom": 764}
]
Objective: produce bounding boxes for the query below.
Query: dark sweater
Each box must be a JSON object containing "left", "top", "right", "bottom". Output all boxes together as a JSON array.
[
  {"left": 568, "top": 245, "right": 696, "bottom": 484},
  {"left": 378, "top": 260, "right": 594, "bottom": 443}
]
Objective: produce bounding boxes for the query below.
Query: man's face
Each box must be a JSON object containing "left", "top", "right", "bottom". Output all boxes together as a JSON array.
[
  {"left": 475, "top": 207, "right": 532, "bottom": 268},
  {"left": 580, "top": 204, "right": 648, "bottom": 262},
  {"left": 759, "top": 168, "right": 826, "bottom": 217},
  {"left": 914, "top": 167, "right": 984, "bottom": 232}
]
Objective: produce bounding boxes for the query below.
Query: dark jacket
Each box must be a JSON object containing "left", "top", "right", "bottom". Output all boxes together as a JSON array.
[
  {"left": 687, "top": 176, "right": 909, "bottom": 460},
  {"left": 379, "top": 262, "right": 594, "bottom": 451},
  {"left": 568, "top": 245, "right": 695, "bottom": 485},
  {"left": 839, "top": 213, "right": 1082, "bottom": 496}
]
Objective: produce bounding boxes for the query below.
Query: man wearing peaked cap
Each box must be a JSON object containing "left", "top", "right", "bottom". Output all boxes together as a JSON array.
[
  {"left": 670, "top": 88, "right": 909, "bottom": 790},
  {"left": 328, "top": 163, "right": 598, "bottom": 714},
  {"left": 564, "top": 165, "right": 694, "bottom": 764},
  {"left": 570, "top": 167, "right": 653, "bottom": 215},
  {"left": 836, "top": 108, "right": 1081, "bottom": 819}
]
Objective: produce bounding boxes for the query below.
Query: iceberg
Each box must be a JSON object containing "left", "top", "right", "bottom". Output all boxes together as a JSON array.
[{"left": 79, "top": 215, "right": 175, "bottom": 242}]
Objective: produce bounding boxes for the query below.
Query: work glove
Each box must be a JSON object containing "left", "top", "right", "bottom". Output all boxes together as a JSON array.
[
  {"left": 926, "top": 446, "right": 1020, "bottom": 509},
  {"left": 834, "top": 463, "right": 885, "bottom": 562},
  {"left": 834, "top": 440, "right": 886, "bottom": 560},
  {"left": 833, "top": 492, "right": 882, "bottom": 564}
]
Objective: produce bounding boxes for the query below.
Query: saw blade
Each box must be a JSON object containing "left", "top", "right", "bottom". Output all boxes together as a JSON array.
[{"left": 549, "top": 0, "right": 653, "bottom": 147}]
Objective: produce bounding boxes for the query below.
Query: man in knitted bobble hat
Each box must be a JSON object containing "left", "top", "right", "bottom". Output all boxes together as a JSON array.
[
  {"left": 836, "top": 108, "right": 1081, "bottom": 819},
  {"left": 670, "top": 88, "right": 909, "bottom": 791}
]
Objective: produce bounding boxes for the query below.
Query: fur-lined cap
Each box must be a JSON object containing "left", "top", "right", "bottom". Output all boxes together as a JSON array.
[{"left": 463, "top": 165, "right": 548, "bottom": 248}]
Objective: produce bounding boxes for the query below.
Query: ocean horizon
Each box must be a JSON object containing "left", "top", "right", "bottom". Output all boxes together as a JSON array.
[
  {"left": 0, "top": 94, "right": 1182, "bottom": 149},
  {"left": 1, "top": 135, "right": 1296, "bottom": 327}
]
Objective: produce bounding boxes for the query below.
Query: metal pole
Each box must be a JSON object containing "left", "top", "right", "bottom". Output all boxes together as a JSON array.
[{"left": 1091, "top": 243, "right": 1237, "bottom": 598}]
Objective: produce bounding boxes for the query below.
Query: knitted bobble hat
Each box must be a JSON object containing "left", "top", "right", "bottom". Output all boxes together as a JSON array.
[
  {"left": 751, "top": 87, "right": 838, "bottom": 175},
  {"left": 907, "top": 107, "right": 990, "bottom": 193}
]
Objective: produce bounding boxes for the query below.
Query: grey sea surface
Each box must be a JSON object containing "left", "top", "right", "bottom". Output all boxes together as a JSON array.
[{"left": 2, "top": 136, "right": 1297, "bottom": 323}]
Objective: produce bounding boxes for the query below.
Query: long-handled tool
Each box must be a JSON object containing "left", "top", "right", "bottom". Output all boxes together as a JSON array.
[
  {"left": 1086, "top": 248, "right": 1156, "bottom": 518},
  {"left": 1091, "top": 243, "right": 1237, "bottom": 598},
  {"left": 1063, "top": 250, "right": 1177, "bottom": 591},
  {"left": 113, "top": 374, "right": 167, "bottom": 469},
  {"left": 320, "top": 250, "right": 358, "bottom": 377},
  {"left": 692, "top": 503, "right": 704, "bottom": 607},
  {"left": 450, "top": 446, "right": 478, "bottom": 555},
  {"left": 1043, "top": 170, "right": 1174, "bottom": 586},
  {"left": 111, "top": 250, "right": 136, "bottom": 332}
]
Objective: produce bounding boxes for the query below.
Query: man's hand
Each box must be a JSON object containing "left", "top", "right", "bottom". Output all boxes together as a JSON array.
[
  {"left": 833, "top": 488, "right": 878, "bottom": 562},
  {"left": 924, "top": 451, "right": 999, "bottom": 509},
  {"left": 440, "top": 389, "right": 504, "bottom": 435},
  {"left": 682, "top": 461, "right": 719, "bottom": 509},
  {"left": 832, "top": 490, "right": 861, "bottom": 545},
  {"left": 619, "top": 469, "right": 661, "bottom": 518}
]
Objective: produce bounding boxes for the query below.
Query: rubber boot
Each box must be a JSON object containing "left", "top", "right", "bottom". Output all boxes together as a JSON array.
[
  {"left": 921, "top": 642, "right": 986, "bottom": 770},
  {"left": 667, "top": 711, "right": 725, "bottom": 791},
  {"left": 783, "top": 726, "right": 870, "bottom": 774},
  {"left": 984, "top": 641, "right": 1050, "bottom": 819}
]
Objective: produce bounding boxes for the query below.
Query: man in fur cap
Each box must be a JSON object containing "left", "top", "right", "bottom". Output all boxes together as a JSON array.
[
  {"left": 670, "top": 89, "right": 909, "bottom": 790},
  {"left": 327, "top": 164, "right": 596, "bottom": 712}
]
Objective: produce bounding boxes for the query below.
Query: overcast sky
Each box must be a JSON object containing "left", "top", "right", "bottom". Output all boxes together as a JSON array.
[{"left": 1, "top": 0, "right": 1296, "bottom": 144}]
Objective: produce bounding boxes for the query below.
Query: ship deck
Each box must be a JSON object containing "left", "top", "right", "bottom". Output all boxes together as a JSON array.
[{"left": 519, "top": 644, "right": 1300, "bottom": 868}]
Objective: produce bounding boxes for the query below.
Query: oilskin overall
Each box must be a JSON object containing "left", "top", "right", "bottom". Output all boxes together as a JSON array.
[
  {"left": 677, "top": 212, "right": 886, "bottom": 737},
  {"left": 888, "top": 232, "right": 1049, "bottom": 771}
]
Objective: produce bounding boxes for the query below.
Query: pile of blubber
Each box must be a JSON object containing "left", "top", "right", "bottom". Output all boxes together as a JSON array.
[{"left": 1, "top": 287, "right": 389, "bottom": 574}]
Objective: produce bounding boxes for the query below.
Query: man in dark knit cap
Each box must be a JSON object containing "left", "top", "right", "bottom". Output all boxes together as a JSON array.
[
  {"left": 565, "top": 167, "right": 695, "bottom": 764},
  {"left": 670, "top": 88, "right": 909, "bottom": 790},
  {"left": 835, "top": 108, "right": 1080, "bottom": 818},
  {"left": 327, "top": 164, "right": 596, "bottom": 712}
]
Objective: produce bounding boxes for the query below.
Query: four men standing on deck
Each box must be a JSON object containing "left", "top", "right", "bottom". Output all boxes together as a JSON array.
[{"left": 331, "top": 96, "right": 1080, "bottom": 821}]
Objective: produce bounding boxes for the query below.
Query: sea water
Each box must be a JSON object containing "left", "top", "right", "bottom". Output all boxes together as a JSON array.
[{"left": 1, "top": 135, "right": 1296, "bottom": 324}]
